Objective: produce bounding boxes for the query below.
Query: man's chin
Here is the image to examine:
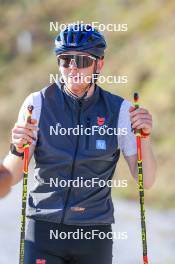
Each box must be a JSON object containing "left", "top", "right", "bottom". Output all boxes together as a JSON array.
[
  {"left": 67, "top": 83, "right": 84, "bottom": 91},
  {"left": 66, "top": 84, "right": 87, "bottom": 95}
]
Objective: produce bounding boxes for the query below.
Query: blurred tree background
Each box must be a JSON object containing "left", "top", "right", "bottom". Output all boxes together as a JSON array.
[{"left": 0, "top": 0, "right": 175, "bottom": 208}]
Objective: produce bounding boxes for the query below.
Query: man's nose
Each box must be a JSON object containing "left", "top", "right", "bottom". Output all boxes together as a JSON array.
[{"left": 69, "top": 59, "right": 77, "bottom": 69}]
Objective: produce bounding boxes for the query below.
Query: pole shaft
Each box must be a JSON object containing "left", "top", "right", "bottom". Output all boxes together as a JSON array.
[
  {"left": 134, "top": 93, "right": 148, "bottom": 264},
  {"left": 19, "top": 105, "right": 34, "bottom": 264}
]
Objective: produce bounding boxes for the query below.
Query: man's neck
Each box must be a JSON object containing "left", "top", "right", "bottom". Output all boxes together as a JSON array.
[
  {"left": 84, "top": 84, "right": 95, "bottom": 99},
  {"left": 65, "top": 84, "right": 95, "bottom": 100}
]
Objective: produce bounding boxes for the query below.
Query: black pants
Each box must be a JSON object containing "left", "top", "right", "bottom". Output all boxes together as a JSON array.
[{"left": 24, "top": 218, "right": 113, "bottom": 264}]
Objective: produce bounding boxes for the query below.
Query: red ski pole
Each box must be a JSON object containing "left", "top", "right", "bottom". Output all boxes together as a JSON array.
[
  {"left": 19, "top": 105, "right": 34, "bottom": 264},
  {"left": 134, "top": 93, "right": 148, "bottom": 264}
]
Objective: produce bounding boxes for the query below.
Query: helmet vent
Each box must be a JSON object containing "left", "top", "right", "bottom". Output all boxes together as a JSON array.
[
  {"left": 88, "top": 35, "right": 95, "bottom": 41},
  {"left": 72, "top": 33, "right": 76, "bottom": 44},
  {"left": 96, "top": 43, "right": 105, "bottom": 48}
]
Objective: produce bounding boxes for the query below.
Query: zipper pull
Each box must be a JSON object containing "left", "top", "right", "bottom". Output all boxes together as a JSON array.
[
  {"left": 85, "top": 117, "right": 91, "bottom": 150},
  {"left": 78, "top": 100, "right": 83, "bottom": 108},
  {"left": 86, "top": 117, "right": 90, "bottom": 125}
]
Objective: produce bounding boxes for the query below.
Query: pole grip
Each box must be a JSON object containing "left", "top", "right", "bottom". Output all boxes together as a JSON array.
[
  {"left": 23, "top": 105, "right": 34, "bottom": 149},
  {"left": 133, "top": 92, "right": 141, "bottom": 137},
  {"left": 23, "top": 105, "right": 34, "bottom": 173}
]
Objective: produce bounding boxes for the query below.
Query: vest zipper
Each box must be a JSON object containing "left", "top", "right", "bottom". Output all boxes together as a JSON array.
[
  {"left": 85, "top": 117, "right": 90, "bottom": 150},
  {"left": 60, "top": 101, "right": 82, "bottom": 223}
]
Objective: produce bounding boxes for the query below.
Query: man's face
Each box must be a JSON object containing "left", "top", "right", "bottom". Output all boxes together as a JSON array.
[{"left": 58, "top": 51, "right": 104, "bottom": 96}]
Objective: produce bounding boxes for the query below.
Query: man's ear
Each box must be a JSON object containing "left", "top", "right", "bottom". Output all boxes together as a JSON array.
[{"left": 96, "top": 58, "right": 104, "bottom": 73}]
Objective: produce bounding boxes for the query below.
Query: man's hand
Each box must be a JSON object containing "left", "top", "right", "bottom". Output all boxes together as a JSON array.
[
  {"left": 129, "top": 106, "right": 152, "bottom": 135},
  {"left": 11, "top": 119, "right": 38, "bottom": 152},
  {"left": 0, "top": 164, "right": 12, "bottom": 198}
]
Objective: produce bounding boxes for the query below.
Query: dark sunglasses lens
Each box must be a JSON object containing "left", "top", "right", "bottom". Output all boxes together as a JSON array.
[
  {"left": 58, "top": 55, "right": 72, "bottom": 68},
  {"left": 78, "top": 56, "right": 94, "bottom": 68},
  {"left": 58, "top": 55, "right": 94, "bottom": 68}
]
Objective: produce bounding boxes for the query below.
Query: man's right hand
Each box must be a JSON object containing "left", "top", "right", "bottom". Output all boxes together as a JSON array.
[{"left": 11, "top": 119, "right": 38, "bottom": 152}]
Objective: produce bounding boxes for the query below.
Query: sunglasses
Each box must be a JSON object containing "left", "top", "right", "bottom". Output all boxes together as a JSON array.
[{"left": 57, "top": 54, "right": 96, "bottom": 69}]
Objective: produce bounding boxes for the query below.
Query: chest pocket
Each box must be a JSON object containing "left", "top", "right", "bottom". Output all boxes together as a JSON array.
[{"left": 83, "top": 113, "right": 118, "bottom": 156}]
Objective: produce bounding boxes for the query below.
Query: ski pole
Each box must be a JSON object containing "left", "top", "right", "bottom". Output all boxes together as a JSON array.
[
  {"left": 133, "top": 93, "right": 148, "bottom": 264},
  {"left": 19, "top": 105, "right": 34, "bottom": 264}
]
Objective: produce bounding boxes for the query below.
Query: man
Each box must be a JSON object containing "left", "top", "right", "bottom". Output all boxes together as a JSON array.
[{"left": 3, "top": 24, "right": 156, "bottom": 264}]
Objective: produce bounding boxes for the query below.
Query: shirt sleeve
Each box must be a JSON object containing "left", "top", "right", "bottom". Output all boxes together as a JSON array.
[
  {"left": 17, "top": 92, "right": 41, "bottom": 145},
  {"left": 118, "top": 99, "right": 137, "bottom": 157}
]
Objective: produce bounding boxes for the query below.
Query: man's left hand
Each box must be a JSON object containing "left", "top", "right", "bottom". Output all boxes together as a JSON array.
[{"left": 129, "top": 106, "right": 152, "bottom": 135}]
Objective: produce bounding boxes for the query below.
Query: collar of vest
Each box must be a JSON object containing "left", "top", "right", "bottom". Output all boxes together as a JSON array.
[{"left": 57, "top": 81, "right": 100, "bottom": 111}]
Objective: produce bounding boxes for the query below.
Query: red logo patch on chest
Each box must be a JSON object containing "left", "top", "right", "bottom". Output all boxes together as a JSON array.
[
  {"left": 36, "top": 259, "right": 46, "bottom": 264},
  {"left": 97, "top": 117, "right": 105, "bottom": 126}
]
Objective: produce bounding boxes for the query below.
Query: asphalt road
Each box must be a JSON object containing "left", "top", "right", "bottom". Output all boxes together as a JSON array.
[{"left": 0, "top": 181, "right": 175, "bottom": 264}]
